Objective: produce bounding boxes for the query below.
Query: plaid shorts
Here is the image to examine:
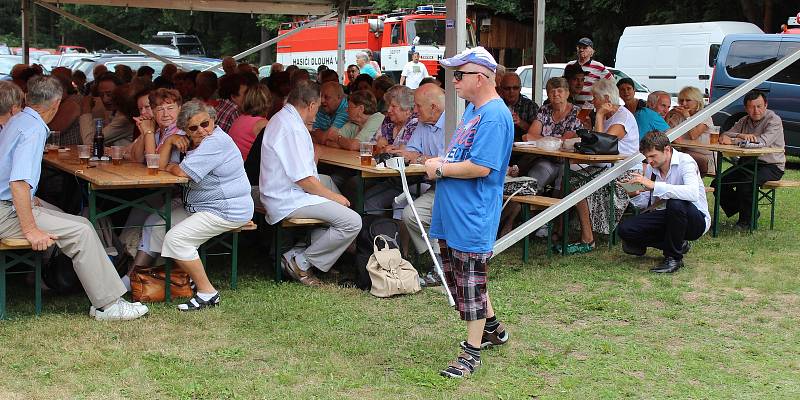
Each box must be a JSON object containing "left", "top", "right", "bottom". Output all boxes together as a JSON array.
[{"left": 438, "top": 240, "right": 491, "bottom": 321}]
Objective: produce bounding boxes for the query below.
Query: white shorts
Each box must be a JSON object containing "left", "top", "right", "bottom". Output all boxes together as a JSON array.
[{"left": 161, "top": 211, "right": 248, "bottom": 261}]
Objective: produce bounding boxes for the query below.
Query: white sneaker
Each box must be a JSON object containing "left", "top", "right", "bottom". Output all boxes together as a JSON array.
[
  {"left": 89, "top": 301, "right": 145, "bottom": 317},
  {"left": 93, "top": 298, "right": 149, "bottom": 321}
]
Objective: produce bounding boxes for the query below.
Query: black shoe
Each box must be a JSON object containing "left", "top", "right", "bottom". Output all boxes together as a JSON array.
[
  {"left": 735, "top": 221, "right": 751, "bottom": 230},
  {"left": 650, "top": 257, "right": 684, "bottom": 274},
  {"left": 622, "top": 240, "right": 646, "bottom": 257},
  {"left": 680, "top": 241, "right": 691, "bottom": 255}
]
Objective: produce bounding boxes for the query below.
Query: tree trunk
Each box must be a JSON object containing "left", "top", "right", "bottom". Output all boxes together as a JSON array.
[
  {"left": 739, "top": 0, "right": 761, "bottom": 27},
  {"left": 763, "top": 0, "right": 773, "bottom": 33}
]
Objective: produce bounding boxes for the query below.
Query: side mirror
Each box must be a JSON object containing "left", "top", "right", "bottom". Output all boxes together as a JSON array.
[{"left": 413, "top": 36, "right": 420, "bottom": 45}]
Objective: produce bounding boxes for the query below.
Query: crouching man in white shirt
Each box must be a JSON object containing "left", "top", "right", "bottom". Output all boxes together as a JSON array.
[
  {"left": 260, "top": 81, "right": 362, "bottom": 285},
  {"left": 617, "top": 131, "right": 710, "bottom": 274}
]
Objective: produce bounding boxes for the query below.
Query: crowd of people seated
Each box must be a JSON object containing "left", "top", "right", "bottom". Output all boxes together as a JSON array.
[{"left": 0, "top": 37, "right": 786, "bottom": 320}]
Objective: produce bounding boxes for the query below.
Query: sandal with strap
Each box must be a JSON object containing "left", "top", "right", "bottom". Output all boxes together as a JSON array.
[
  {"left": 177, "top": 293, "right": 220, "bottom": 311},
  {"left": 565, "top": 241, "right": 595, "bottom": 255},
  {"left": 440, "top": 351, "right": 481, "bottom": 378}
]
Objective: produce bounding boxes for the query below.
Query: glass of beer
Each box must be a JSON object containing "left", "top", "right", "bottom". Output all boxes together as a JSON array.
[
  {"left": 360, "top": 142, "right": 373, "bottom": 166},
  {"left": 577, "top": 104, "right": 592, "bottom": 127},
  {"left": 77, "top": 145, "right": 91, "bottom": 165},
  {"left": 111, "top": 146, "right": 124, "bottom": 165},
  {"left": 145, "top": 154, "right": 159, "bottom": 176},
  {"left": 710, "top": 126, "right": 720, "bottom": 145}
]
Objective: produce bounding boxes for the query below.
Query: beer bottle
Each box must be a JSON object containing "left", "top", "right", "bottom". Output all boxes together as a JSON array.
[{"left": 92, "top": 118, "right": 105, "bottom": 159}]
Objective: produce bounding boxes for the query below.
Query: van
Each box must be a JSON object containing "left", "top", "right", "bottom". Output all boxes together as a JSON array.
[
  {"left": 709, "top": 33, "right": 800, "bottom": 155},
  {"left": 151, "top": 32, "right": 206, "bottom": 57},
  {"left": 615, "top": 22, "right": 762, "bottom": 96}
]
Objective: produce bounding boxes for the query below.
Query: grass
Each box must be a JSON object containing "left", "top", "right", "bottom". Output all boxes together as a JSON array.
[{"left": 1, "top": 168, "right": 799, "bottom": 399}]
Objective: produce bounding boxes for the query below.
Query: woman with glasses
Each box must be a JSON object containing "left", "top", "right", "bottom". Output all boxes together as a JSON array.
[
  {"left": 157, "top": 100, "right": 253, "bottom": 311},
  {"left": 669, "top": 86, "right": 714, "bottom": 176}
]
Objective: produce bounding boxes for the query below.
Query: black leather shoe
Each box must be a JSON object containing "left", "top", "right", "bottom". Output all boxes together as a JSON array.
[
  {"left": 680, "top": 240, "right": 691, "bottom": 255},
  {"left": 622, "top": 240, "right": 646, "bottom": 257},
  {"left": 650, "top": 257, "right": 684, "bottom": 273}
]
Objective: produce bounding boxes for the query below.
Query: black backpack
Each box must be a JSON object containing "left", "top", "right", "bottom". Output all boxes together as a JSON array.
[
  {"left": 42, "top": 248, "right": 82, "bottom": 295},
  {"left": 355, "top": 216, "right": 402, "bottom": 290}
]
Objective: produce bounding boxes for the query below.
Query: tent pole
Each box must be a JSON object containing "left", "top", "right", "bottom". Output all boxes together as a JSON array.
[
  {"left": 443, "top": 0, "right": 467, "bottom": 150},
  {"left": 21, "top": 0, "right": 32, "bottom": 64},
  {"left": 532, "top": 0, "right": 545, "bottom": 105},
  {"left": 336, "top": 0, "right": 349, "bottom": 83}
]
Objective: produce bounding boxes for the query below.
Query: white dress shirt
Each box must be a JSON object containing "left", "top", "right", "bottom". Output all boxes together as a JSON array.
[{"left": 631, "top": 149, "right": 711, "bottom": 232}]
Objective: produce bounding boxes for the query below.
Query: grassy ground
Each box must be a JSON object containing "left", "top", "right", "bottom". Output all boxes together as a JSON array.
[{"left": 1, "top": 169, "right": 798, "bottom": 399}]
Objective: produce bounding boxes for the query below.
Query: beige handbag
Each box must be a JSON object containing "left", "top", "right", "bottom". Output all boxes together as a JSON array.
[{"left": 367, "top": 235, "right": 421, "bottom": 297}]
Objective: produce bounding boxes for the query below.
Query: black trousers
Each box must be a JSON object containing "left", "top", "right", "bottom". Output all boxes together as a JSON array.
[
  {"left": 618, "top": 199, "right": 706, "bottom": 260},
  {"left": 711, "top": 160, "right": 783, "bottom": 223}
]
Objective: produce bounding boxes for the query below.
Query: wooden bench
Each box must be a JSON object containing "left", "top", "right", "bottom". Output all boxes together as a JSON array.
[
  {"left": 503, "top": 195, "right": 561, "bottom": 261},
  {"left": 0, "top": 238, "right": 42, "bottom": 319},
  {"left": 271, "top": 218, "right": 327, "bottom": 282},
  {"left": 759, "top": 180, "right": 800, "bottom": 230},
  {"left": 198, "top": 220, "right": 257, "bottom": 290}
]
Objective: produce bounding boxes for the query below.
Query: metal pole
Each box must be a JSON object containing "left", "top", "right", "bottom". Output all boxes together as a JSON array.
[
  {"left": 336, "top": 0, "right": 349, "bottom": 83},
  {"left": 203, "top": 11, "right": 338, "bottom": 72},
  {"left": 493, "top": 47, "right": 800, "bottom": 256},
  {"left": 532, "top": 0, "right": 545, "bottom": 105},
  {"left": 443, "top": 0, "right": 467, "bottom": 149},
  {"left": 21, "top": 0, "right": 31, "bottom": 65},
  {"left": 34, "top": 0, "right": 174, "bottom": 65}
]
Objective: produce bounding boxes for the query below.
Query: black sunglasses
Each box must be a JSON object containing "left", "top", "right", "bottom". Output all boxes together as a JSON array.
[
  {"left": 187, "top": 120, "right": 211, "bottom": 132},
  {"left": 453, "top": 70, "right": 489, "bottom": 81}
]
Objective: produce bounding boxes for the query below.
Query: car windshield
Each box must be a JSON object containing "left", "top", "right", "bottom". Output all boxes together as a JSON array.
[
  {"left": 0, "top": 57, "right": 21, "bottom": 75},
  {"left": 405, "top": 19, "right": 476, "bottom": 47},
  {"left": 139, "top": 45, "right": 180, "bottom": 57},
  {"left": 610, "top": 68, "right": 648, "bottom": 92}
]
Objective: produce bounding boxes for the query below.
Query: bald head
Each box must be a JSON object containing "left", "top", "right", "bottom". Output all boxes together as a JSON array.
[
  {"left": 414, "top": 83, "right": 445, "bottom": 124},
  {"left": 499, "top": 72, "right": 522, "bottom": 105},
  {"left": 320, "top": 81, "right": 345, "bottom": 114}
]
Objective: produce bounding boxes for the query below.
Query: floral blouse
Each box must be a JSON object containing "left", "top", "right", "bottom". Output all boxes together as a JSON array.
[
  {"left": 536, "top": 103, "right": 583, "bottom": 138},
  {"left": 374, "top": 113, "right": 419, "bottom": 145}
]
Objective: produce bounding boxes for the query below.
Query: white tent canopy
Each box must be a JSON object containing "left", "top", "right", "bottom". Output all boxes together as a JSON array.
[{"left": 37, "top": 0, "right": 335, "bottom": 16}]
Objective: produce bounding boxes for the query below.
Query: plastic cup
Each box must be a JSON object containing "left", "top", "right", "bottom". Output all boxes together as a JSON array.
[
  {"left": 78, "top": 145, "right": 91, "bottom": 164},
  {"left": 145, "top": 154, "right": 159, "bottom": 175},
  {"left": 111, "top": 146, "right": 123, "bottom": 165}
]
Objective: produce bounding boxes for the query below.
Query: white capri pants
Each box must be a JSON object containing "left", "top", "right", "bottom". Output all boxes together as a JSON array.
[{"left": 161, "top": 211, "right": 248, "bottom": 261}]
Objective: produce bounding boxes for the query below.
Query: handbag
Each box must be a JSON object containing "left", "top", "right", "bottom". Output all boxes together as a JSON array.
[
  {"left": 130, "top": 266, "right": 194, "bottom": 303},
  {"left": 366, "top": 235, "right": 421, "bottom": 298},
  {"left": 503, "top": 176, "right": 538, "bottom": 196},
  {"left": 574, "top": 129, "right": 619, "bottom": 155}
]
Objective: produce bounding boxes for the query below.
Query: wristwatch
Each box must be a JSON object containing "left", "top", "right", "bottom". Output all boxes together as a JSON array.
[{"left": 435, "top": 163, "right": 444, "bottom": 179}]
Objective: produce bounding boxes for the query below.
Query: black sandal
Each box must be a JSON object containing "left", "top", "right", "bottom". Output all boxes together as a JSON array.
[{"left": 177, "top": 293, "right": 220, "bottom": 311}]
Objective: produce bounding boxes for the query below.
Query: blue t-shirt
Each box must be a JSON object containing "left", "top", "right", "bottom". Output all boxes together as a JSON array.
[
  {"left": 429, "top": 99, "right": 513, "bottom": 253},
  {"left": 0, "top": 108, "right": 48, "bottom": 201},
  {"left": 634, "top": 107, "right": 670, "bottom": 139},
  {"left": 360, "top": 64, "right": 378, "bottom": 78},
  {"left": 179, "top": 127, "right": 254, "bottom": 222},
  {"left": 312, "top": 98, "right": 349, "bottom": 131}
]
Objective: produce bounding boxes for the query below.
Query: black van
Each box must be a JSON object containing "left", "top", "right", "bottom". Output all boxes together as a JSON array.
[{"left": 709, "top": 33, "right": 800, "bottom": 155}]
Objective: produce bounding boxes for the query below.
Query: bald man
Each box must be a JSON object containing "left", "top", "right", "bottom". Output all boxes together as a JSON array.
[
  {"left": 498, "top": 72, "right": 538, "bottom": 141},
  {"left": 311, "top": 81, "right": 349, "bottom": 144}
]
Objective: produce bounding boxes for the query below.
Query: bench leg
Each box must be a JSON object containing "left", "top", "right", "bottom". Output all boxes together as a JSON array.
[
  {"left": 769, "top": 188, "right": 776, "bottom": 230},
  {"left": 274, "top": 224, "right": 283, "bottom": 282},
  {"left": 230, "top": 232, "right": 239, "bottom": 290},
  {"left": 0, "top": 255, "right": 6, "bottom": 320},
  {"left": 34, "top": 252, "right": 42, "bottom": 316},
  {"left": 546, "top": 221, "right": 553, "bottom": 257},
  {"left": 522, "top": 205, "right": 530, "bottom": 263}
]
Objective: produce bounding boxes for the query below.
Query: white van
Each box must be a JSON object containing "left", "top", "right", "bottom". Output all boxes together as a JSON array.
[{"left": 615, "top": 22, "right": 762, "bottom": 96}]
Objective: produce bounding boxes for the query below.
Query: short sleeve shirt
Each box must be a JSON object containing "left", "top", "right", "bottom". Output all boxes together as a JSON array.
[
  {"left": 360, "top": 64, "right": 378, "bottom": 78},
  {"left": 374, "top": 114, "right": 419, "bottom": 145},
  {"left": 606, "top": 106, "right": 640, "bottom": 158},
  {"left": 401, "top": 61, "right": 430, "bottom": 89},
  {"left": 510, "top": 95, "right": 539, "bottom": 142},
  {"left": 429, "top": 99, "right": 514, "bottom": 253},
  {"left": 312, "top": 98, "right": 349, "bottom": 131},
  {"left": 633, "top": 102, "right": 670, "bottom": 139},
  {"left": 339, "top": 113, "right": 384, "bottom": 142},
  {"left": 406, "top": 112, "right": 445, "bottom": 156},
  {"left": 535, "top": 103, "right": 583, "bottom": 138},
  {"left": 0, "top": 108, "right": 48, "bottom": 201},
  {"left": 179, "top": 127, "right": 254, "bottom": 222}
]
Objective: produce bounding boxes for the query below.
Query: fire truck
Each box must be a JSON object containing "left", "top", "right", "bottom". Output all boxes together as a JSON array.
[{"left": 276, "top": 5, "right": 476, "bottom": 81}]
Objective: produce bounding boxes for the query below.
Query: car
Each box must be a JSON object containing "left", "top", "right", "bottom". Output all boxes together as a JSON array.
[
  {"left": 73, "top": 54, "right": 223, "bottom": 81},
  {"left": 57, "top": 45, "right": 89, "bottom": 54},
  {"left": 38, "top": 53, "right": 95, "bottom": 72},
  {"left": 151, "top": 32, "right": 206, "bottom": 57},
  {"left": 0, "top": 55, "right": 22, "bottom": 78},
  {"left": 516, "top": 63, "right": 652, "bottom": 105},
  {"left": 137, "top": 44, "right": 181, "bottom": 57},
  {"left": 709, "top": 33, "right": 800, "bottom": 155},
  {"left": 258, "top": 65, "right": 317, "bottom": 80}
]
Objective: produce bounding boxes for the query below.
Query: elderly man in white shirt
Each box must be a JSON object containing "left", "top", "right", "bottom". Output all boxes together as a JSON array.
[
  {"left": 617, "top": 131, "right": 710, "bottom": 274},
  {"left": 259, "top": 81, "right": 362, "bottom": 286}
]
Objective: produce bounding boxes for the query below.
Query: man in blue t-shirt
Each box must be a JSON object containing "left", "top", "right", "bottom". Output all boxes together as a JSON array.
[{"left": 425, "top": 47, "right": 513, "bottom": 379}]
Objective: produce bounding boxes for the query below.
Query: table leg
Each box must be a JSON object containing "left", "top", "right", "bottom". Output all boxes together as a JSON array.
[
  {"left": 750, "top": 160, "right": 758, "bottom": 232},
  {"left": 712, "top": 152, "right": 723, "bottom": 237},
  {"left": 356, "top": 175, "right": 365, "bottom": 215},
  {"left": 521, "top": 205, "right": 529, "bottom": 263},
  {"left": 88, "top": 187, "right": 97, "bottom": 227},
  {"left": 163, "top": 189, "right": 173, "bottom": 303},
  {"left": 560, "top": 160, "right": 571, "bottom": 254},
  {"left": 608, "top": 184, "right": 615, "bottom": 248}
]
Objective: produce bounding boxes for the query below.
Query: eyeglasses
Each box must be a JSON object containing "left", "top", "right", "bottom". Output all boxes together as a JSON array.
[
  {"left": 187, "top": 119, "right": 211, "bottom": 132},
  {"left": 453, "top": 71, "right": 489, "bottom": 81}
]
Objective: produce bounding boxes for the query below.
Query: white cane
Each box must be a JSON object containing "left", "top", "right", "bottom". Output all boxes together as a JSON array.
[{"left": 385, "top": 157, "right": 455, "bottom": 306}]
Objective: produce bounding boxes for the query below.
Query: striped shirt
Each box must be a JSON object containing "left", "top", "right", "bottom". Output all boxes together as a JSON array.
[{"left": 567, "top": 58, "right": 613, "bottom": 106}]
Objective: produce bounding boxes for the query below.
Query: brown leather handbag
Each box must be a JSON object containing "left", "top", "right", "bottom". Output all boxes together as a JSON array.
[{"left": 130, "top": 266, "right": 193, "bottom": 303}]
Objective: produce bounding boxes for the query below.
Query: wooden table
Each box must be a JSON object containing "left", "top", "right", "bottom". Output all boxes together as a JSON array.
[
  {"left": 513, "top": 144, "right": 627, "bottom": 253},
  {"left": 316, "top": 146, "right": 427, "bottom": 213},
  {"left": 671, "top": 139, "right": 785, "bottom": 236},
  {"left": 43, "top": 147, "right": 188, "bottom": 301}
]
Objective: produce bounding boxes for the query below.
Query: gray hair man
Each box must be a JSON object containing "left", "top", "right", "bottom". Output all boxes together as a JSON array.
[
  {"left": 647, "top": 90, "right": 671, "bottom": 117},
  {"left": 0, "top": 81, "right": 24, "bottom": 127},
  {"left": 0, "top": 76, "right": 148, "bottom": 320}
]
